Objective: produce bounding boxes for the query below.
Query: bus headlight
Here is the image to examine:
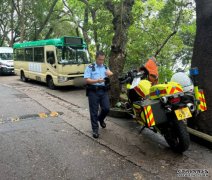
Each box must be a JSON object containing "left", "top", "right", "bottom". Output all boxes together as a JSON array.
[{"left": 58, "top": 76, "right": 68, "bottom": 83}]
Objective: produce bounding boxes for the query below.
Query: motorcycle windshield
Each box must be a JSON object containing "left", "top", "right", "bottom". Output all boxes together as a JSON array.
[{"left": 131, "top": 77, "right": 141, "bottom": 89}]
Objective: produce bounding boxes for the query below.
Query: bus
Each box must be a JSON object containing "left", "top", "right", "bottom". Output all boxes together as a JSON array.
[
  {"left": 13, "top": 36, "right": 90, "bottom": 89},
  {"left": 0, "top": 47, "right": 14, "bottom": 75}
]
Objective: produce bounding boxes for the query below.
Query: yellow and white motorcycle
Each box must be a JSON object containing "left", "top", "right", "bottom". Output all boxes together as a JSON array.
[{"left": 119, "top": 63, "right": 206, "bottom": 153}]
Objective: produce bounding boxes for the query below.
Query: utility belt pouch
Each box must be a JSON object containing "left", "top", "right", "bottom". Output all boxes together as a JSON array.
[
  {"left": 104, "top": 77, "right": 111, "bottom": 90},
  {"left": 86, "top": 85, "right": 96, "bottom": 96},
  {"left": 86, "top": 85, "right": 89, "bottom": 96}
]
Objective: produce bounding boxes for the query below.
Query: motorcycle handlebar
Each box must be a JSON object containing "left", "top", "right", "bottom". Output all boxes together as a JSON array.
[
  {"left": 119, "top": 76, "right": 132, "bottom": 84},
  {"left": 135, "top": 71, "right": 145, "bottom": 78},
  {"left": 119, "top": 70, "right": 146, "bottom": 84}
]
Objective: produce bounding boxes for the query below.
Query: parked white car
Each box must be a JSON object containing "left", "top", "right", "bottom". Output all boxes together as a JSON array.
[{"left": 0, "top": 47, "right": 14, "bottom": 75}]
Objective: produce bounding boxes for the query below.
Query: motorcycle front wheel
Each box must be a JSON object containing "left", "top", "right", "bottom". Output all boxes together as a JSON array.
[{"left": 163, "top": 116, "right": 190, "bottom": 153}]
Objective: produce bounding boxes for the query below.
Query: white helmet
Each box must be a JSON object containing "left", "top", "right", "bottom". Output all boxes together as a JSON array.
[{"left": 171, "top": 72, "right": 194, "bottom": 92}]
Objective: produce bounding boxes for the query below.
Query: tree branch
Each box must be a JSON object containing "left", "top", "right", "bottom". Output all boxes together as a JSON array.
[
  {"left": 35, "top": 0, "right": 58, "bottom": 39},
  {"left": 79, "top": 0, "right": 99, "bottom": 50},
  {"left": 154, "top": 5, "right": 183, "bottom": 57},
  {"left": 154, "top": 31, "right": 177, "bottom": 57},
  {"left": 62, "top": 0, "right": 75, "bottom": 16},
  {"left": 104, "top": 1, "right": 115, "bottom": 14}
]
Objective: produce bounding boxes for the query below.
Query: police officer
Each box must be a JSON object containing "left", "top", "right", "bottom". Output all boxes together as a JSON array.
[{"left": 84, "top": 51, "right": 113, "bottom": 138}]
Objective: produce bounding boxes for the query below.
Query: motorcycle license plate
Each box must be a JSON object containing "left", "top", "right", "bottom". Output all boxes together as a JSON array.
[{"left": 175, "top": 107, "right": 192, "bottom": 120}]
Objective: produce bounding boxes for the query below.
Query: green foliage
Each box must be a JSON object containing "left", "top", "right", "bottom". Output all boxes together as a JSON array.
[
  {"left": 0, "top": 0, "right": 196, "bottom": 79},
  {"left": 158, "top": 64, "right": 174, "bottom": 83},
  {"left": 0, "top": 0, "right": 12, "bottom": 46},
  {"left": 125, "top": 0, "right": 196, "bottom": 80}
]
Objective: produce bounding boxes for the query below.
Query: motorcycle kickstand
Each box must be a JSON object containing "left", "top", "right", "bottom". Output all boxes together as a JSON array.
[{"left": 139, "top": 126, "right": 145, "bottom": 134}]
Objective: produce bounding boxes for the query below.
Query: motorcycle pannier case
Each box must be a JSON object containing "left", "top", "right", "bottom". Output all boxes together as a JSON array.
[
  {"left": 134, "top": 80, "right": 151, "bottom": 98},
  {"left": 133, "top": 99, "right": 167, "bottom": 127},
  {"left": 149, "top": 82, "right": 183, "bottom": 100}
]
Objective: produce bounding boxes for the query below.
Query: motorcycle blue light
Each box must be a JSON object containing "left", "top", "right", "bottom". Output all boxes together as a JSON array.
[
  {"left": 155, "top": 89, "right": 160, "bottom": 96},
  {"left": 190, "top": 67, "right": 199, "bottom": 76}
]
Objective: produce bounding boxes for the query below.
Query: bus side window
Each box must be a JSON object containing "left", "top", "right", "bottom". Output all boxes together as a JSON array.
[
  {"left": 46, "top": 51, "right": 55, "bottom": 65},
  {"left": 25, "top": 48, "right": 33, "bottom": 61},
  {"left": 15, "top": 49, "right": 24, "bottom": 61},
  {"left": 18, "top": 49, "right": 24, "bottom": 60},
  {"left": 34, "top": 47, "right": 44, "bottom": 62}
]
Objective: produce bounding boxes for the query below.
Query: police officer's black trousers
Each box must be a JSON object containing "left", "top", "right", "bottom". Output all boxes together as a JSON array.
[{"left": 88, "top": 89, "right": 110, "bottom": 133}]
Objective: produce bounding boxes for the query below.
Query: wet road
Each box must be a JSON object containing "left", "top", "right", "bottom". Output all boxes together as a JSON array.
[
  {"left": 0, "top": 82, "right": 154, "bottom": 180},
  {"left": 0, "top": 75, "right": 211, "bottom": 180}
]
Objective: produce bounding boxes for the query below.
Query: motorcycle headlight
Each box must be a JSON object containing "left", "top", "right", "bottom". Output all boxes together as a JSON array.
[{"left": 58, "top": 76, "right": 68, "bottom": 83}]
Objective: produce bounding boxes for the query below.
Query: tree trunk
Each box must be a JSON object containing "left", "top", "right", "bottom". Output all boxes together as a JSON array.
[
  {"left": 10, "top": 0, "right": 14, "bottom": 47},
  {"left": 82, "top": 6, "right": 91, "bottom": 45},
  {"left": 190, "top": 0, "right": 212, "bottom": 135},
  {"left": 44, "top": 27, "right": 53, "bottom": 39},
  {"left": 90, "top": 10, "right": 99, "bottom": 51},
  {"left": 19, "top": 0, "right": 26, "bottom": 42},
  {"left": 105, "top": 0, "right": 135, "bottom": 106},
  {"left": 0, "top": 38, "right": 5, "bottom": 46}
]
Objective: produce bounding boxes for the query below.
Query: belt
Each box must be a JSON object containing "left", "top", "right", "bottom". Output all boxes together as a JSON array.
[{"left": 87, "top": 85, "right": 107, "bottom": 91}]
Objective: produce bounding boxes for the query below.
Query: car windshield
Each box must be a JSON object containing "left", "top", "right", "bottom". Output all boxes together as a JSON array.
[
  {"left": 57, "top": 46, "right": 90, "bottom": 65},
  {"left": 0, "top": 53, "right": 13, "bottom": 60}
]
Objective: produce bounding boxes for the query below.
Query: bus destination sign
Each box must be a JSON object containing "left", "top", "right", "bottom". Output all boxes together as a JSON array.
[{"left": 64, "top": 37, "right": 83, "bottom": 45}]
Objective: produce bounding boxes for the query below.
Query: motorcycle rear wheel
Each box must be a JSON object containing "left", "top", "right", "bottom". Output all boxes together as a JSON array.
[{"left": 163, "top": 117, "right": 190, "bottom": 153}]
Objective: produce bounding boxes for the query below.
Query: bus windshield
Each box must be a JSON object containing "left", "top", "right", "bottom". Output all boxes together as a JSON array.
[
  {"left": 57, "top": 46, "right": 90, "bottom": 65},
  {"left": 0, "top": 53, "right": 13, "bottom": 60}
]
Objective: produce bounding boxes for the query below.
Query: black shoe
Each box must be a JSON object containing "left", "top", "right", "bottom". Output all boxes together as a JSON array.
[
  {"left": 92, "top": 132, "right": 99, "bottom": 138},
  {"left": 100, "top": 121, "right": 106, "bottom": 128}
]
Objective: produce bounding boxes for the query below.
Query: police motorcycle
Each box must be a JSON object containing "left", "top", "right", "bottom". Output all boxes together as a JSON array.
[{"left": 119, "top": 59, "right": 207, "bottom": 153}]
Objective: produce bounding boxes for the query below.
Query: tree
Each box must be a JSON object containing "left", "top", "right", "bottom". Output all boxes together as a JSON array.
[
  {"left": 32, "top": 0, "right": 59, "bottom": 40},
  {"left": 11, "top": 0, "right": 69, "bottom": 42},
  {"left": 75, "top": 0, "right": 113, "bottom": 57},
  {"left": 0, "top": 0, "right": 196, "bottom": 90},
  {"left": 0, "top": 0, "right": 12, "bottom": 46},
  {"left": 105, "top": 0, "right": 135, "bottom": 106},
  {"left": 190, "top": 0, "right": 212, "bottom": 135},
  {"left": 126, "top": 0, "right": 195, "bottom": 82}
]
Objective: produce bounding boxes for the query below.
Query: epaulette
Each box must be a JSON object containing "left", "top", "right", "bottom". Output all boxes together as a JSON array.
[
  {"left": 88, "top": 63, "right": 108, "bottom": 71},
  {"left": 88, "top": 63, "right": 95, "bottom": 71}
]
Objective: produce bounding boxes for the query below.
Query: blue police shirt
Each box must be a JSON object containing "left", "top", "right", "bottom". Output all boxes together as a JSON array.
[{"left": 84, "top": 63, "right": 108, "bottom": 86}]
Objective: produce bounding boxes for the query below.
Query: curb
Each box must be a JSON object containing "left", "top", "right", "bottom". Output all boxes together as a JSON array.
[
  {"left": 187, "top": 127, "right": 212, "bottom": 149},
  {"left": 108, "top": 108, "right": 132, "bottom": 119},
  {"left": 187, "top": 127, "right": 212, "bottom": 143}
]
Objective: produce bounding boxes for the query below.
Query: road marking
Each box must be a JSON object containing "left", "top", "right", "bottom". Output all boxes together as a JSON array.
[{"left": 0, "top": 112, "right": 63, "bottom": 125}]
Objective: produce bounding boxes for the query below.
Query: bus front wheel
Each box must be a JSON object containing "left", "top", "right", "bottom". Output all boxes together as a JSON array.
[
  {"left": 20, "top": 71, "right": 28, "bottom": 82},
  {"left": 47, "top": 76, "right": 56, "bottom": 90}
]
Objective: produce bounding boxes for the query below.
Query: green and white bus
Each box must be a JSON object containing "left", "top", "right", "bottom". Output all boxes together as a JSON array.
[{"left": 13, "top": 36, "right": 90, "bottom": 89}]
